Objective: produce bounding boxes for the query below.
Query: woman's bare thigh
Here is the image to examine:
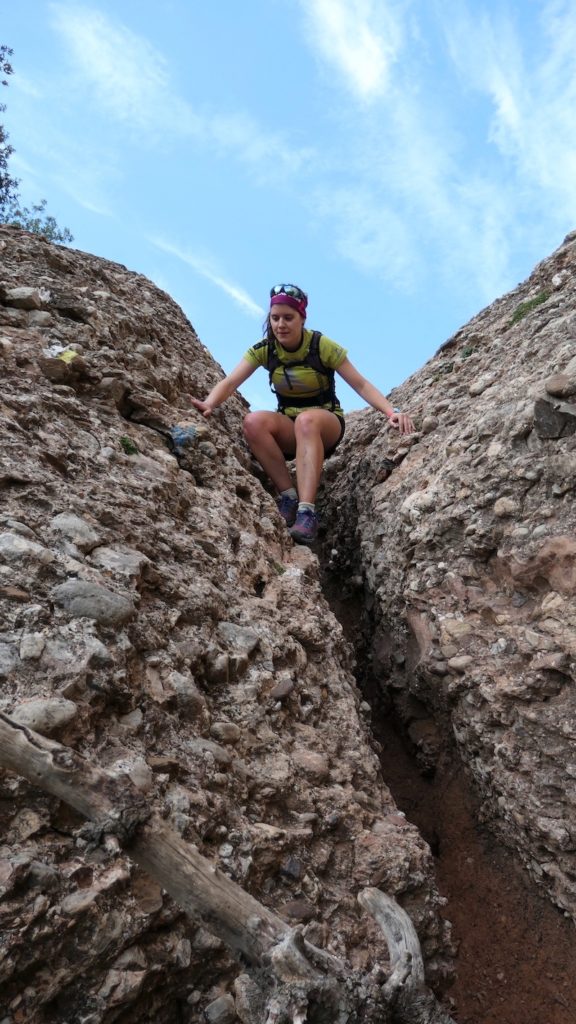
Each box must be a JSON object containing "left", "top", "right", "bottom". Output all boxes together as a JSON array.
[
  {"left": 293, "top": 409, "right": 343, "bottom": 451},
  {"left": 243, "top": 410, "right": 297, "bottom": 455}
]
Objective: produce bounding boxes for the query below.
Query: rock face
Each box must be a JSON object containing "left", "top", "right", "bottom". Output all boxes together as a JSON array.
[
  {"left": 0, "top": 227, "right": 451, "bottom": 1023},
  {"left": 321, "top": 230, "right": 576, "bottom": 921}
]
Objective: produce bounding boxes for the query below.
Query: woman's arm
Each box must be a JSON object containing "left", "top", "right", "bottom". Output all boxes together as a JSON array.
[
  {"left": 336, "top": 357, "right": 415, "bottom": 433},
  {"left": 190, "top": 358, "right": 256, "bottom": 417}
]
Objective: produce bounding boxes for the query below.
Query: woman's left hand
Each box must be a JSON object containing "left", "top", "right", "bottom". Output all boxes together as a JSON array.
[{"left": 388, "top": 411, "right": 415, "bottom": 434}]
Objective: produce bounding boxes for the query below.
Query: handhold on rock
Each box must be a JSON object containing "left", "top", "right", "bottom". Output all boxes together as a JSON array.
[
  {"left": 58, "top": 349, "right": 79, "bottom": 364},
  {"left": 534, "top": 397, "right": 576, "bottom": 439},
  {"left": 167, "top": 425, "right": 198, "bottom": 454},
  {"left": 38, "top": 353, "right": 90, "bottom": 385},
  {"left": 270, "top": 677, "right": 295, "bottom": 700}
]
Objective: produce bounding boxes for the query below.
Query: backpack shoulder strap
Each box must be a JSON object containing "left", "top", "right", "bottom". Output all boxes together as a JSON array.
[
  {"left": 305, "top": 331, "right": 337, "bottom": 410},
  {"left": 306, "top": 330, "right": 324, "bottom": 371},
  {"left": 252, "top": 338, "right": 269, "bottom": 356}
]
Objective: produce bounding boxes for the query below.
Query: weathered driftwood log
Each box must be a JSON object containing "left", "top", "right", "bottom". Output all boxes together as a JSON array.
[
  {"left": 358, "top": 890, "right": 456, "bottom": 1024},
  {"left": 0, "top": 712, "right": 456, "bottom": 1024}
]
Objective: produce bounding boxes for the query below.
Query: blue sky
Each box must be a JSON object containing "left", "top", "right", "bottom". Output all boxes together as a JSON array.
[{"left": 3, "top": 1, "right": 576, "bottom": 411}]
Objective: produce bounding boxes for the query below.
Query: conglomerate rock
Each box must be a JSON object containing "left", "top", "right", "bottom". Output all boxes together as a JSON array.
[
  {"left": 0, "top": 227, "right": 452, "bottom": 1023},
  {"left": 320, "top": 229, "right": 576, "bottom": 921}
]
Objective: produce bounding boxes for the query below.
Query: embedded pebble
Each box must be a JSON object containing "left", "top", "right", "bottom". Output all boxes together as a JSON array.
[
  {"left": 0, "top": 532, "right": 51, "bottom": 563},
  {"left": 210, "top": 722, "right": 241, "bottom": 744},
  {"left": 49, "top": 513, "right": 101, "bottom": 552},
  {"left": 270, "top": 677, "right": 295, "bottom": 700},
  {"left": 0, "top": 644, "right": 19, "bottom": 678},
  {"left": 204, "top": 994, "right": 236, "bottom": 1024},
  {"left": 5, "top": 286, "right": 43, "bottom": 310},
  {"left": 19, "top": 633, "right": 46, "bottom": 660},
  {"left": 291, "top": 749, "right": 329, "bottom": 781},
  {"left": 10, "top": 697, "right": 78, "bottom": 734},
  {"left": 494, "top": 497, "right": 519, "bottom": 518},
  {"left": 51, "top": 580, "right": 136, "bottom": 625},
  {"left": 60, "top": 889, "right": 100, "bottom": 916}
]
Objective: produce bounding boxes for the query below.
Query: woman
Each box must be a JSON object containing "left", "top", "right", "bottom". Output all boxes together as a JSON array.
[{"left": 190, "top": 284, "right": 414, "bottom": 544}]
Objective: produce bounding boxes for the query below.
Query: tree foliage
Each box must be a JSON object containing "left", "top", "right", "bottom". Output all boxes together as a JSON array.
[
  {"left": 0, "top": 44, "right": 73, "bottom": 244},
  {"left": 0, "top": 45, "right": 19, "bottom": 211},
  {"left": 2, "top": 198, "right": 74, "bottom": 244}
]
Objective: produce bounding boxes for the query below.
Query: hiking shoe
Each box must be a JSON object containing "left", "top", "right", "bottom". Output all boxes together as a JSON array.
[
  {"left": 277, "top": 493, "right": 298, "bottom": 526},
  {"left": 290, "top": 508, "right": 319, "bottom": 545}
]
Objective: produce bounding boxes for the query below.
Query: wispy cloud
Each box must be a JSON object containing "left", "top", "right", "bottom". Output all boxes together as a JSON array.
[
  {"left": 439, "top": 1, "right": 576, "bottom": 218},
  {"left": 208, "top": 113, "right": 316, "bottom": 182},
  {"left": 11, "top": 73, "right": 42, "bottom": 99},
  {"left": 301, "top": 0, "right": 576, "bottom": 297},
  {"left": 50, "top": 3, "right": 200, "bottom": 136},
  {"left": 304, "top": 64, "right": 514, "bottom": 298},
  {"left": 149, "top": 237, "right": 265, "bottom": 319},
  {"left": 299, "top": 0, "right": 404, "bottom": 101},
  {"left": 10, "top": 134, "right": 114, "bottom": 218},
  {"left": 49, "top": 3, "right": 313, "bottom": 176},
  {"left": 309, "top": 184, "right": 416, "bottom": 287}
]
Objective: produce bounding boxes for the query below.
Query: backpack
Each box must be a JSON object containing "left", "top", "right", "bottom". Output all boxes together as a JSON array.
[{"left": 253, "top": 331, "right": 338, "bottom": 412}]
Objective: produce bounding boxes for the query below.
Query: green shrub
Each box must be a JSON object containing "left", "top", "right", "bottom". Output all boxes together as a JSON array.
[
  {"left": 510, "top": 291, "right": 550, "bottom": 325},
  {"left": 120, "top": 436, "right": 138, "bottom": 455}
]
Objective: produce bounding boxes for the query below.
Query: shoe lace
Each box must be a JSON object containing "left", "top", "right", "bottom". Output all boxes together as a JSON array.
[{"left": 297, "top": 508, "right": 316, "bottom": 526}]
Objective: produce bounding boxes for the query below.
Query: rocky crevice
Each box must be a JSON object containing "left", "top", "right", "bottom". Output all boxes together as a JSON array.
[
  {"left": 316, "top": 229, "right": 576, "bottom": 1018},
  {"left": 319, "top": 546, "right": 576, "bottom": 1024},
  {"left": 3, "top": 223, "right": 576, "bottom": 1021},
  {"left": 0, "top": 227, "right": 453, "bottom": 1024}
]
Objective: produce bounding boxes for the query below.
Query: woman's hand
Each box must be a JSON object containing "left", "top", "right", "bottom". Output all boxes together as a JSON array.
[
  {"left": 188, "top": 359, "right": 256, "bottom": 419},
  {"left": 190, "top": 397, "right": 215, "bottom": 418},
  {"left": 388, "top": 411, "right": 415, "bottom": 433}
]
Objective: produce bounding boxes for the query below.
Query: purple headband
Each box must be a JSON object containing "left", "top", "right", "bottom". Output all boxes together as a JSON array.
[{"left": 270, "top": 293, "right": 307, "bottom": 319}]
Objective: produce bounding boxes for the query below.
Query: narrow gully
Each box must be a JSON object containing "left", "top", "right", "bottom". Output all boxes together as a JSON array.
[{"left": 320, "top": 569, "right": 576, "bottom": 1024}]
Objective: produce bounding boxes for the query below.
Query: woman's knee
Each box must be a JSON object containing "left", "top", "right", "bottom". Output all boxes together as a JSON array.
[
  {"left": 293, "top": 411, "right": 321, "bottom": 439},
  {"left": 294, "top": 411, "right": 342, "bottom": 451},
  {"left": 243, "top": 411, "right": 267, "bottom": 442}
]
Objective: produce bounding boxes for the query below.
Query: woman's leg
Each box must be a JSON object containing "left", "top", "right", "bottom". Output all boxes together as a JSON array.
[
  {"left": 243, "top": 411, "right": 296, "bottom": 493},
  {"left": 293, "top": 410, "right": 343, "bottom": 504}
]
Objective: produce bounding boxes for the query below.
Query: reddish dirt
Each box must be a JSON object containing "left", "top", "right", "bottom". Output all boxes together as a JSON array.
[
  {"left": 320, "top": 572, "right": 576, "bottom": 1023},
  {"left": 376, "top": 719, "right": 576, "bottom": 1024}
]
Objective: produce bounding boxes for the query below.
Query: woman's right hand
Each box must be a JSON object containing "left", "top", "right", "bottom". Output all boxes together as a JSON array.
[{"left": 190, "top": 397, "right": 214, "bottom": 418}]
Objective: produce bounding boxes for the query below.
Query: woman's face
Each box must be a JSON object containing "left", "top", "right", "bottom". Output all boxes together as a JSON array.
[{"left": 269, "top": 304, "right": 304, "bottom": 349}]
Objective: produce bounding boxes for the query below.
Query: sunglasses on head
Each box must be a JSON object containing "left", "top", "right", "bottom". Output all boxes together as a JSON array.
[{"left": 270, "top": 283, "right": 307, "bottom": 302}]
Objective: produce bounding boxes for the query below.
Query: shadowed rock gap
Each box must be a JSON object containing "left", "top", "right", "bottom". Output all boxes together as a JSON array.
[
  {"left": 3, "top": 224, "right": 576, "bottom": 1022},
  {"left": 0, "top": 226, "right": 456, "bottom": 1023},
  {"left": 319, "top": 553, "right": 576, "bottom": 1024}
]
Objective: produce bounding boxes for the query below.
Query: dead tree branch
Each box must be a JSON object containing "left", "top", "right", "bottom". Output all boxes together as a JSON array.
[
  {"left": 359, "top": 889, "right": 456, "bottom": 1024},
  {"left": 0, "top": 711, "right": 456, "bottom": 1023}
]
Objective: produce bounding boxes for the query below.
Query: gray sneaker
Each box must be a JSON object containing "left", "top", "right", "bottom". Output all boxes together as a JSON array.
[
  {"left": 277, "top": 493, "right": 298, "bottom": 526},
  {"left": 290, "top": 508, "right": 318, "bottom": 544}
]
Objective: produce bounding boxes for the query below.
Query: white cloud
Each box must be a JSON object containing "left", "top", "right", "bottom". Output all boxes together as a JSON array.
[
  {"left": 149, "top": 237, "right": 265, "bottom": 319},
  {"left": 307, "top": 0, "right": 576, "bottom": 298},
  {"left": 209, "top": 113, "right": 316, "bottom": 181},
  {"left": 49, "top": 4, "right": 314, "bottom": 181},
  {"left": 54, "top": 175, "right": 113, "bottom": 217},
  {"left": 310, "top": 185, "right": 416, "bottom": 286},
  {"left": 10, "top": 136, "right": 114, "bottom": 218},
  {"left": 50, "top": 3, "right": 200, "bottom": 136},
  {"left": 11, "top": 73, "right": 42, "bottom": 99},
  {"left": 299, "top": 0, "right": 404, "bottom": 100},
  {"left": 440, "top": 1, "right": 576, "bottom": 218}
]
